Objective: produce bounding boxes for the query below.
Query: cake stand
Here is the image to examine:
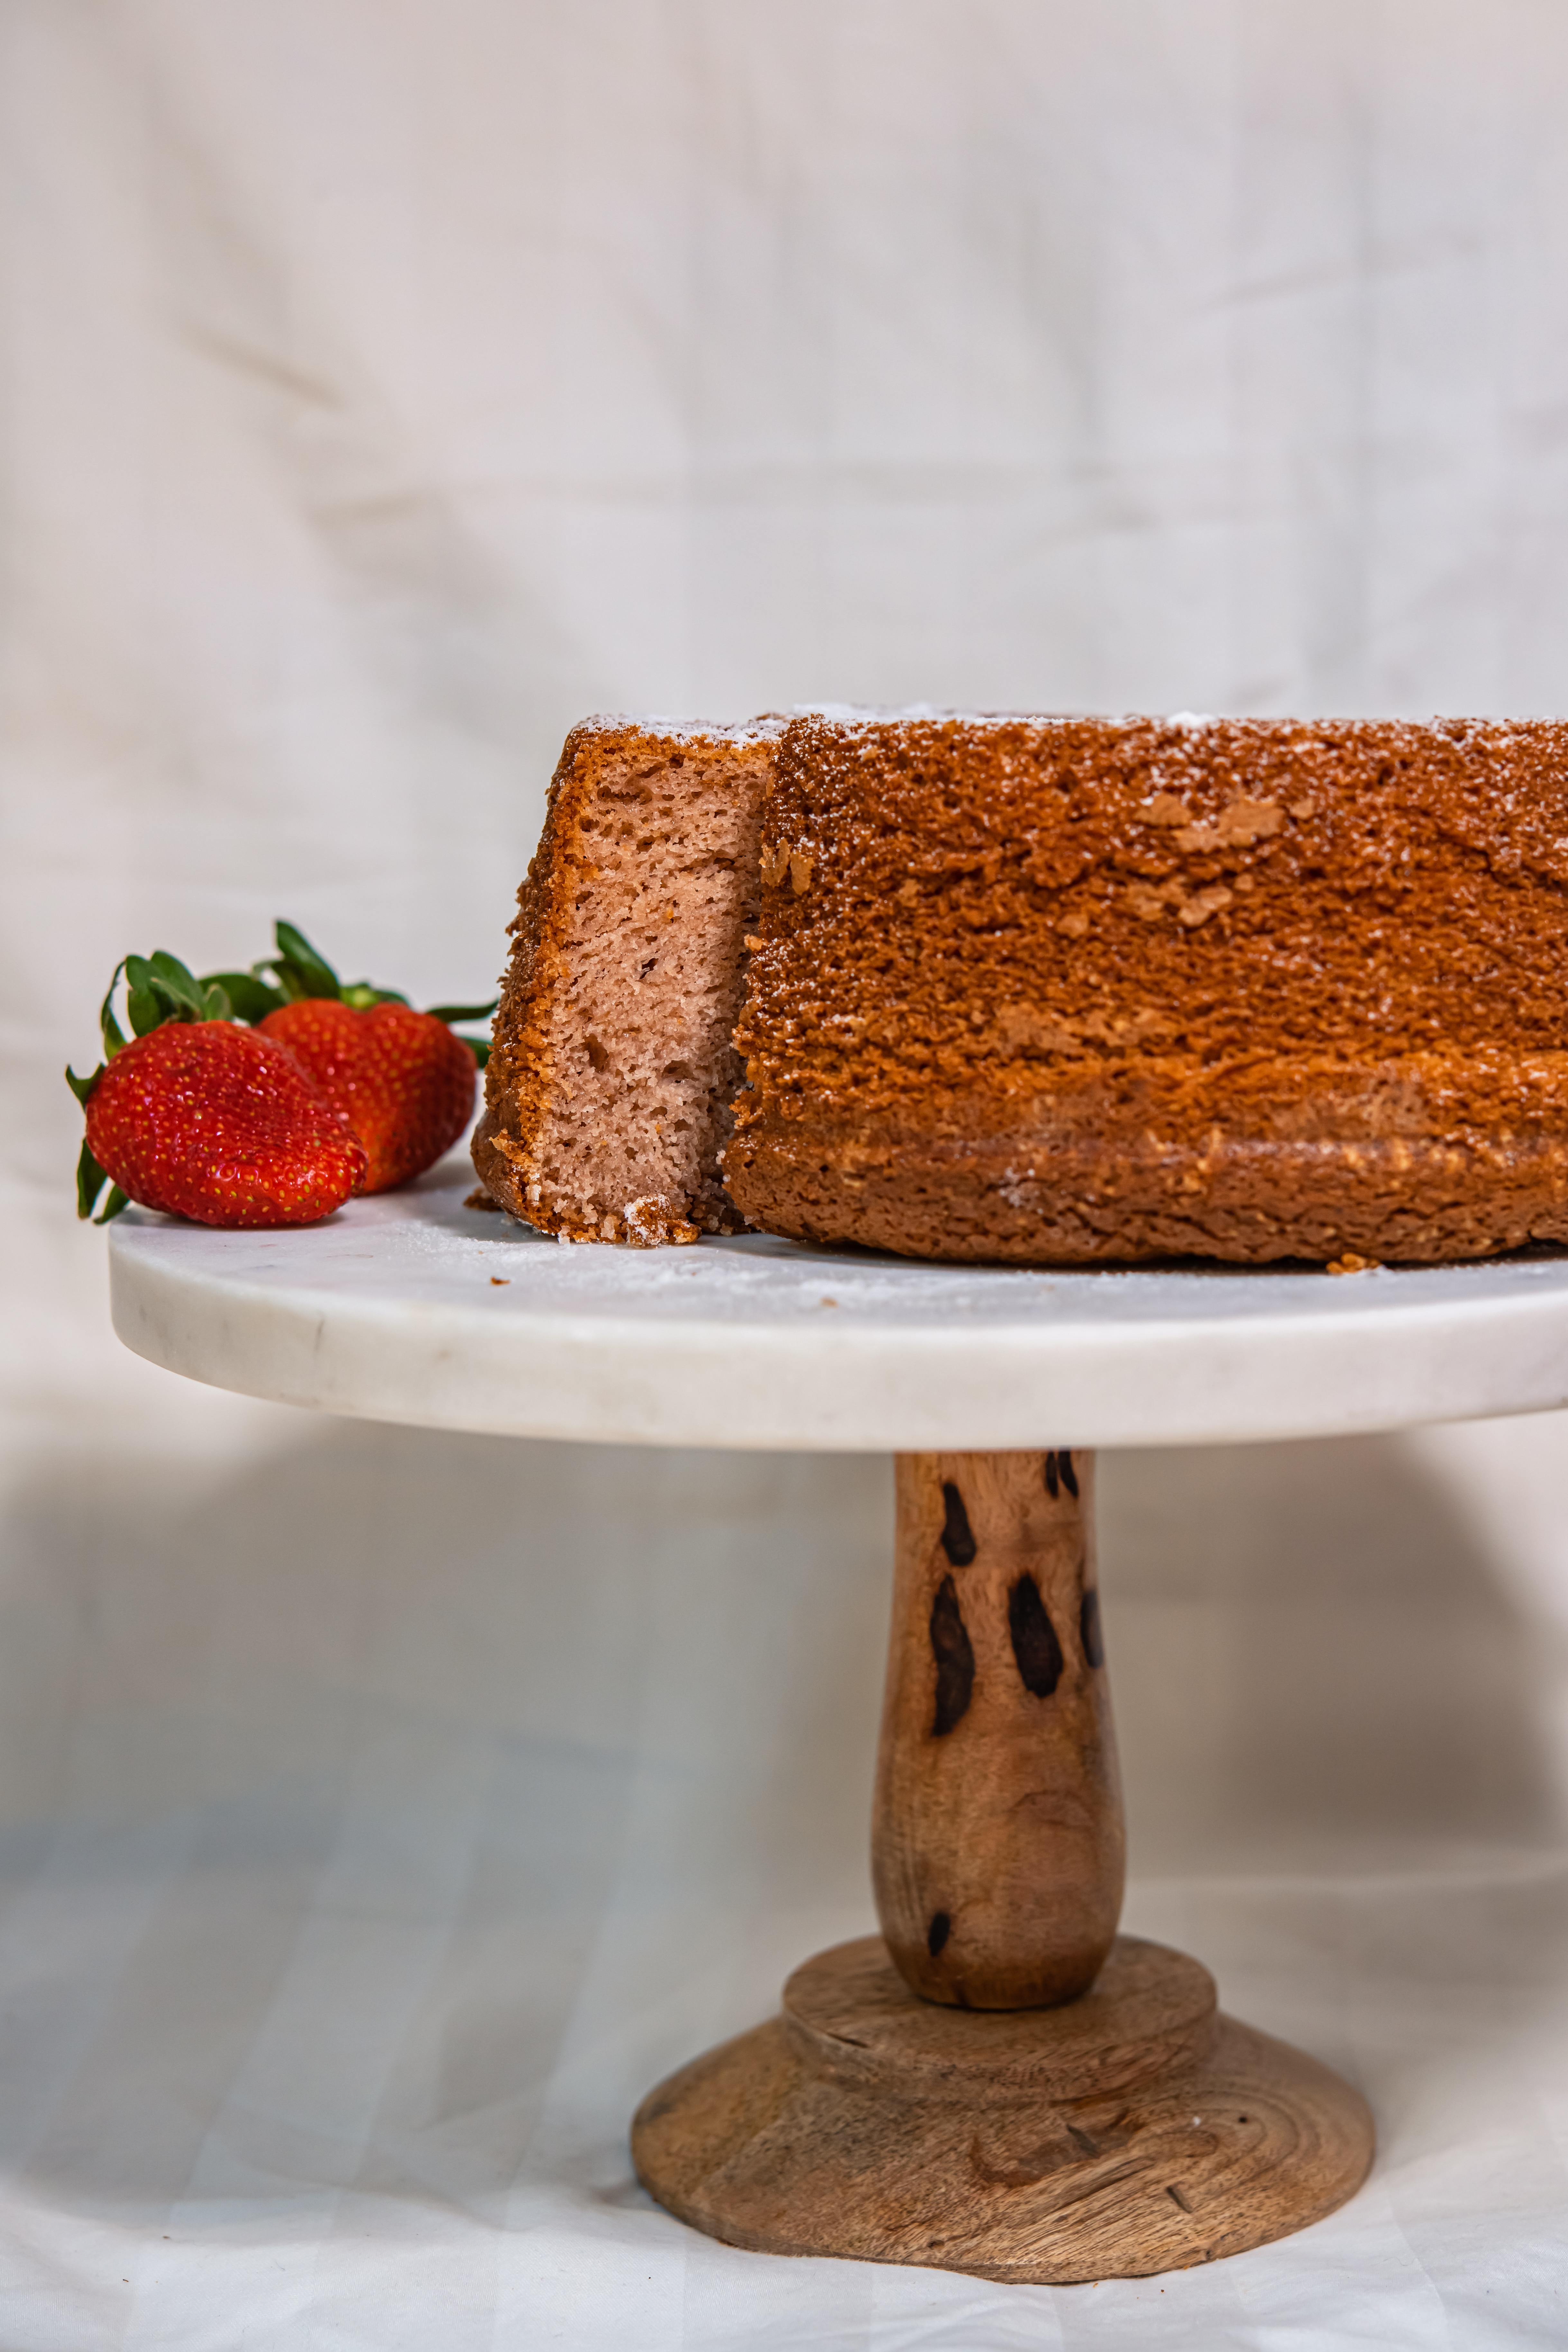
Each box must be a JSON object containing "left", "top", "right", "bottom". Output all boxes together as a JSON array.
[{"left": 106, "top": 1163, "right": 1568, "bottom": 2283}]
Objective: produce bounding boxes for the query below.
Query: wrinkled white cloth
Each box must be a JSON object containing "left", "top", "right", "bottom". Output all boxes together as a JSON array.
[{"left": 4, "top": 4, "right": 1568, "bottom": 2343}]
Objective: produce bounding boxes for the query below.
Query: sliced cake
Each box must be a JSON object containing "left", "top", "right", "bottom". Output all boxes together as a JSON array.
[{"left": 472, "top": 715, "right": 779, "bottom": 1243}]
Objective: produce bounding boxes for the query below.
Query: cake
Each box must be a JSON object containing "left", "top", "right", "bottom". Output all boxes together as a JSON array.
[
  {"left": 472, "top": 714, "right": 779, "bottom": 1243},
  {"left": 724, "top": 710, "right": 1568, "bottom": 1264},
  {"left": 479, "top": 707, "right": 1568, "bottom": 1266}
]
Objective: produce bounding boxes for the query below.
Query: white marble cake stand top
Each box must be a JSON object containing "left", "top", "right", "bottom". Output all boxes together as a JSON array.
[{"left": 104, "top": 1157, "right": 1568, "bottom": 1451}]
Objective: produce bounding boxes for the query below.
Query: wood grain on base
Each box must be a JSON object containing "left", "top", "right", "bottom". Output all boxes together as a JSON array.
[
  {"left": 636, "top": 1449, "right": 1372, "bottom": 2281},
  {"left": 633, "top": 1936, "right": 1374, "bottom": 2283}
]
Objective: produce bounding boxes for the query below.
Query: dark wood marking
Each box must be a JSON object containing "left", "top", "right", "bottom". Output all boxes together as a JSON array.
[
  {"left": 1165, "top": 2183, "right": 1194, "bottom": 2214},
  {"left": 927, "top": 1911, "right": 951, "bottom": 1957},
  {"left": 1066, "top": 2124, "right": 1099, "bottom": 2156},
  {"left": 967, "top": 2136, "right": 1080, "bottom": 2189},
  {"left": 1080, "top": 1585, "right": 1105, "bottom": 1670},
  {"left": 940, "top": 1483, "right": 977, "bottom": 1566},
  {"left": 1043, "top": 1452, "right": 1059, "bottom": 1499},
  {"left": 1058, "top": 1448, "right": 1080, "bottom": 1498},
  {"left": 929, "top": 1576, "right": 976, "bottom": 1734},
  {"left": 1008, "top": 1574, "right": 1065, "bottom": 1698}
]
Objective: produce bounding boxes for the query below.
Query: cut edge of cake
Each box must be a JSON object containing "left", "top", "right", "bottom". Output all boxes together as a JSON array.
[{"left": 472, "top": 713, "right": 781, "bottom": 1245}]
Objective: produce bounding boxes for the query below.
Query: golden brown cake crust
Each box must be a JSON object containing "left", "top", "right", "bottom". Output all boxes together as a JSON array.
[
  {"left": 726, "top": 711, "right": 1568, "bottom": 1265},
  {"left": 474, "top": 715, "right": 777, "bottom": 1243}
]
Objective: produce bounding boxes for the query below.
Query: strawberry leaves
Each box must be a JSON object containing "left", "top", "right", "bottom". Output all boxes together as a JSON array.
[
  {"left": 124, "top": 953, "right": 234, "bottom": 1035},
  {"left": 75, "top": 1140, "right": 106, "bottom": 1220},
  {"left": 231, "top": 920, "right": 412, "bottom": 1014},
  {"left": 75, "top": 1138, "right": 126, "bottom": 1223},
  {"left": 238, "top": 923, "right": 495, "bottom": 1061},
  {"left": 272, "top": 920, "right": 343, "bottom": 1000},
  {"left": 76, "top": 1152, "right": 129, "bottom": 1225},
  {"left": 90, "top": 953, "right": 234, "bottom": 1063},
  {"left": 200, "top": 970, "right": 288, "bottom": 1023}
]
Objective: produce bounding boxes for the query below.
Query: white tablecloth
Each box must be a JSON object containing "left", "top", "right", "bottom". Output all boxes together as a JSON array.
[{"left": 5, "top": 4, "right": 1568, "bottom": 2340}]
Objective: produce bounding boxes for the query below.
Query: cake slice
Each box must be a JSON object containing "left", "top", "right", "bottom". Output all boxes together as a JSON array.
[
  {"left": 472, "top": 715, "right": 779, "bottom": 1243},
  {"left": 725, "top": 710, "right": 1568, "bottom": 1265}
]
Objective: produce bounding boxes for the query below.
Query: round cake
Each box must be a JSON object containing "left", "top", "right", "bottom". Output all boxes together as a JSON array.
[{"left": 723, "top": 709, "right": 1568, "bottom": 1265}]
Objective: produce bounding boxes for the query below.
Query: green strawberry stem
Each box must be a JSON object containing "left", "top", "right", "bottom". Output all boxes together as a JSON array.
[
  {"left": 272, "top": 920, "right": 342, "bottom": 998},
  {"left": 75, "top": 1138, "right": 128, "bottom": 1223},
  {"left": 96, "top": 952, "right": 234, "bottom": 1062},
  {"left": 76, "top": 1138, "right": 108, "bottom": 1219},
  {"left": 201, "top": 970, "right": 288, "bottom": 1023},
  {"left": 248, "top": 919, "right": 404, "bottom": 1011},
  {"left": 243, "top": 925, "right": 495, "bottom": 1054}
]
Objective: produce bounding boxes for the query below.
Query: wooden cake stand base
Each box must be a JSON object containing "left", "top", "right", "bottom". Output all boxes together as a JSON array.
[{"left": 634, "top": 1450, "right": 1373, "bottom": 2281}]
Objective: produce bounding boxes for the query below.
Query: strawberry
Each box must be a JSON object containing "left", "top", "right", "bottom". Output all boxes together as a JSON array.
[
  {"left": 69, "top": 955, "right": 366, "bottom": 1228},
  {"left": 69, "top": 927, "right": 495, "bottom": 1225},
  {"left": 257, "top": 997, "right": 476, "bottom": 1193}
]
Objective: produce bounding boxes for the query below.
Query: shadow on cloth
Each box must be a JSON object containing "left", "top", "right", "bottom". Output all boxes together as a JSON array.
[
  {"left": 0, "top": 1422, "right": 1556, "bottom": 2221},
  {"left": 1101, "top": 1434, "right": 1566, "bottom": 1872}
]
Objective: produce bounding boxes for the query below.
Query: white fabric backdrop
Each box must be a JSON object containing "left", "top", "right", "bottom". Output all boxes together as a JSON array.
[{"left": 4, "top": 3, "right": 1568, "bottom": 2343}]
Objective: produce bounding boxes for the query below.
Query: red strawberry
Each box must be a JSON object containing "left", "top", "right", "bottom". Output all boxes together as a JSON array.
[
  {"left": 69, "top": 929, "right": 493, "bottom": 1228},
  {"left": 258, "top": 997, "right": 475, "bottom": 1193},
  {"left": 84, "top": 1020, "right": 367, "bottom": 1228}
]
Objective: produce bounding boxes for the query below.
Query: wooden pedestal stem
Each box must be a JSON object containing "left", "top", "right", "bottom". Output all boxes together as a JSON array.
[
  {"left": 632, "top": 1445, "right": 1375, "bottom": 2282},
  {"left": 874, "top": 1451, "right": 1124, "bottom": 2009}
]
